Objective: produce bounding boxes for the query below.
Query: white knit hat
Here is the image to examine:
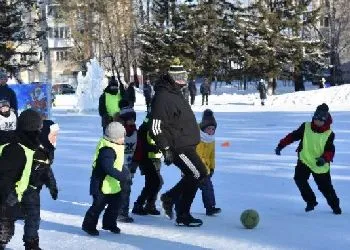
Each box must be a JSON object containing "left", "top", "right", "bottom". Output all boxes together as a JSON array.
[{"left": 104, "top": 122, "right": 126, "bottom": 143}]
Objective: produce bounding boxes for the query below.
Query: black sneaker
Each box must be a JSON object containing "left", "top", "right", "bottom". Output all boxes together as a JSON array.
[
  {"left": 305, "top": 201, "right": 318, "bottom": 212},
  {"left": 206, "top": 207, "right": 222, "bottom": 216},
  {"left": 117, "top": 214, "right": 134, "bottom": 223},
  {"left": 144, "top": 205, "right": 161, "bottom": 215},
  {"left": 82, "top": 226, "right": 99, "bottom": 236},
  {"left": 176, "top": 214, "right": 203, "bottom": 227},
  {"left": 102, "top": 225, "right": 121, "bottom": 234},
  {"left": 333, "top": 206, "right": 342, "bottom": 215},
  {"left": 160, "top": 194, "right": 174, "bottom": 219},
  {"left": 132, "top": 203, "right": 148, "bottom": 215}
]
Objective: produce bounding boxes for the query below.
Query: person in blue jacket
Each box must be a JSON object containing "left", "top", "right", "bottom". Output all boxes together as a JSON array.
[{"left": 82, "top": 122, "right": 131, "bottom": 236}]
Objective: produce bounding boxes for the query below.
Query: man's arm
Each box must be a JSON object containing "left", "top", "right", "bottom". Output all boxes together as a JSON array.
[{"left": 149, "top": 96, "right": 170, "bottom": 150}]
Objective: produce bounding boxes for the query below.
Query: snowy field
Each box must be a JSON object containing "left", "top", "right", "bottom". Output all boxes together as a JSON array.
[{"left": 7, "top": 84, "right": 350, "bottom": 249}]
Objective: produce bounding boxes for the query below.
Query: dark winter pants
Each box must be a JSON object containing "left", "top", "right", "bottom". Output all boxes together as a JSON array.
[
  {"left": 190, "top": 94, "right": 195, "bottom": 105},
  {"left": 82, "top": 192, "right": 121, "bottom": 230},
  {"left": 0, "top": 204, "right": 15, "bottom": 246},
  {"left": 163, "top": 147, "right": 207, "bottom": 216},
  {"left": 199, "top": 176, "right": 216, "bottom": 209},
  {"left": 119, "top": 166, "right": 132, "bottom": 216},
  {"left": 135, "top": 159, "right": 163, "bottom": 206},
  {"left": 21, "top": 188, "right": 40, "bottom": 241},
  {"left": 294, "top": 162, "right": 340, "bottom": 209},
  {"left": 145, "top": 97, "right": 152, "bottom": 113},
  {"left": 202, "top": 94, "right": 208, "bottom": 105}
]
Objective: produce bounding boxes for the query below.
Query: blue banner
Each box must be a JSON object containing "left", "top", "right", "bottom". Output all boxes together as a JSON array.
[{"left": 9, "top": 83, "right": 52, "bottom": 119}]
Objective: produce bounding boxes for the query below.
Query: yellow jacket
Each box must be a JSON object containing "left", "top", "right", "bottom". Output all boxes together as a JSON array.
[{"left": 196, "top": 130, "right": 215, "bottom": 174}]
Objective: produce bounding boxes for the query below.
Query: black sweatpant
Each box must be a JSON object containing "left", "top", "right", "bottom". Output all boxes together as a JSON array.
[
  {"left": 190, "top": 94, "right": 195, "bottom": 105},
  {"left": 82, "top": 192, "right": 121, "bottom": 230},
  {"left": 0, "top": 203, "right": 15, "bottom": 246},
  {"left": 21, "top": 188, "right": 41, "bottom": 241},
  {"left": 135, "top": 159, "right": 163, "bottom": 206},
  {"left": 202, "top": 94, "right": 208, "bottom": 105},
  {"left": 163, "top": 147, "right": 207, "bottom": 216},
  {"left": 294, "top": 162, "right": 340, "bottom": 209}
]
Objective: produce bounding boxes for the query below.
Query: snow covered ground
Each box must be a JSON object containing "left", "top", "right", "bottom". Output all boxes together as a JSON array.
[{"left": 7, "top": 84, "right": 350, "bottom": 249}]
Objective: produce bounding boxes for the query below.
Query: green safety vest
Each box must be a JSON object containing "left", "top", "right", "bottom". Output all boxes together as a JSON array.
[
  {"left": 147, "top": 132, "right": 162, "bottom": 159},
  {"left": 92, "top": 138, "right": 124, "bottom": 194},
  {"left": 105, "top": 93, "right": 121, "bottom": 117},
  {"left": 0, "top": 143, "right": 35, "bottom": 201},
  {"left": 300, "top": 122, "right": 332, "bottom": 174}
]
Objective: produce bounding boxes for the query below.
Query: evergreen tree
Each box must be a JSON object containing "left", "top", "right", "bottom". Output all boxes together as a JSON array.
[{"left": 0, "top": 0, "right": 42, "bottom": 76}]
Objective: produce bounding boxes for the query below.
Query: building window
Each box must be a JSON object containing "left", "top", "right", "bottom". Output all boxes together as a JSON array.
[
  {"left": 320, "top": 16, "right": 329, "bottom": 27},
  {"left": 56, "top": 51, "right": 68, "bottom": 61}
]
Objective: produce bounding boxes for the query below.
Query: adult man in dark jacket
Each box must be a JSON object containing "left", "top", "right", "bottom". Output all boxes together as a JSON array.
[
  {"left": 0, "top": 68, "right": 18, "bottom": 116},
  {"left": 188, "top": 80, "right": 197, "bottom": 105},
  {"left": 143, "top": 80, "right": 153, "bottom": 113},
  {"left": 98, "top": 76, "right": 125, "bottom": 132},
  {"left": 200, "top": 79, "right": 210, "bottom": 105},
  {"left": 0, "top": 109, "right": 42, "bottom": 249},
  {"left": 125, "top": 82, "right": 136, "bottom": 108},
  {"left": 150, "top": 72, "right": 207, "bottom": 227}
]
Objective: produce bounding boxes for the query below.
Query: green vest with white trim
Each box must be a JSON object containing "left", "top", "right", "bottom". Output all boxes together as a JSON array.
[
  {"left": 0, "top": 143, "right": 35, "bottom": 201},
  {"left": 92, "top": 138, "right": 124, "bottom": 194},
  {"left": 299, "top": 122, "right": 332, "bottom": 174}
]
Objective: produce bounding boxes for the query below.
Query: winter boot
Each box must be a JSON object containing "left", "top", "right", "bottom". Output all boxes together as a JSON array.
[
  {"left": 24, "top": 238, "right": 42, "bottom": 250},
  {"left": 332, "top": 206, "right": 342, "bottom": 215},
  {"left": 82, "top": 211, "right": 99, "bottom": 236},
  {"left": 160, "top": 194, "right": 174, "bottom": 219},
  {"left": 132, "top": 203, "right": 147, "bottom": 216},
  {"left": 206, "top": 207, "right": 222, "bottom": 216},
  {"left": 102, "top": 225, "right": 121, "bottom": 234},
  {"left": 144, "top": 204, "right": 161, "bottom": 215},
  {"left": 176, "top": 214, "right": 203, "bottom": 227},
  {"left": 82, "top": 226, "right": 99, "bottom": 236},
  {"left": 117, "top": 213, "right": 134, "bottom": 223},
  {"left": 305, "top": 201, "right": 318, "bottom": 212}
]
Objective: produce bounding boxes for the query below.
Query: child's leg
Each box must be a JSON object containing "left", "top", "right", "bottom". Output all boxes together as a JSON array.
[
  {"left": 118, "top": 166, "right": 132, "bottom": 216},
  {"left": 103, "top": 193, "right": 122, "bottom": 229},
  {"left": 199, "top": 176, "right": 215, "bottom": 209},
  {"left": 312, "top": 172, "right": 341, "bottom": 213},
  {"left": 22, "top": 189, "right": 41, "bottom": 243},
  {"left": 293, "top": 163, "right": 316, "bottom": 205},
  {"left": 82, "top": 193, "right": 107, "bottom": 230}
]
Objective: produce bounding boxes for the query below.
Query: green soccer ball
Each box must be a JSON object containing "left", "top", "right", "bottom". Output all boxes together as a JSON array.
[{"left": 240, "top": 209, "right": 259, "bottom": 229}]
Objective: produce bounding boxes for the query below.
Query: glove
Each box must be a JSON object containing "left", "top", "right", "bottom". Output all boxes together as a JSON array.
[
  {"left": 275, "top": 146, "right": 282, "bottom": 155},
  {"left": 162, "top": 147, "right": 174, "bottom": 166},
  {"left": 209, "top": 169, "right": 214, "bottom": 177},
  {"left": 6, "top": 191, "right": 19, "bottom": 207},
  {"left": 50, "top": 187, "right": 58, "bottom": 200},
  {"left": 316, "top": 157, "right": 326, "bottom": 166}
]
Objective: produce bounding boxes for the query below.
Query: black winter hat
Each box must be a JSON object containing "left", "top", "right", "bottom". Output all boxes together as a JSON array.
[
  {"left": 200, "top": 109, "right": 217, "bottom": 131},
  {"left": 313, "top": 103, "right": 329, "bottom": 122},
  {"left": 17, "top": 109, "right": 43, "bottom": 132}
]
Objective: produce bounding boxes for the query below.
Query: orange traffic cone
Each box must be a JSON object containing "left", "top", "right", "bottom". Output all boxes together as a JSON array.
[{"left": 221, "top": 141, "right": 230, "bottom": 147}]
